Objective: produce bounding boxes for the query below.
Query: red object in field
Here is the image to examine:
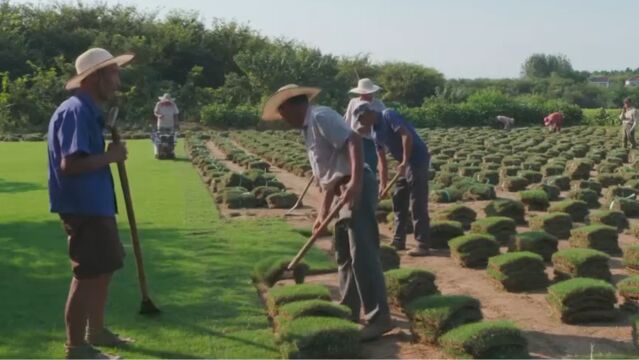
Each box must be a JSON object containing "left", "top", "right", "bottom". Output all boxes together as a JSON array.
[{"left": 544, "top": 112, "right": 564, "bottom": 131}]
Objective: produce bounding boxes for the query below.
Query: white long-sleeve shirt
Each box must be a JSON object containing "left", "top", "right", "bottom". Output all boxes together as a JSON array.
[
  {"left": 621, "top": 107, "right": 636, "bottom": 128},
  {"left": 343, "top": 97, "right": 385, "bottom": 139}
]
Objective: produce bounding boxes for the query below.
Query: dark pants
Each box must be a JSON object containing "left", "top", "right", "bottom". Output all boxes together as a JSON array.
[
  {"left": 623, "top": 124, "right": 637, "bottom": 149},
  {"left": 391, "top": 163, "right": 431, "bottom": 249},
  {"left": 334, "top": 169, "right": 390, "bottom": 322}
]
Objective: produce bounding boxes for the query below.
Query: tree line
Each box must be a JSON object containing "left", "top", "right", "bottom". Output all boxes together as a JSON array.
[{"left": 0, "top": 2, "right": 637, "bottom": 133}]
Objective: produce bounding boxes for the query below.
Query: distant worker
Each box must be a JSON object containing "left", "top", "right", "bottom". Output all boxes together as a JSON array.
[
  {"left": 153, "top": 93, "right": 179, "bottom": 131},
  {"left": 344, "top": 78, "right": 386, "bottom": 172},
  {"left": 620, "top": 97, "right": 637, "bottom": 149},
  {"left": 544, "top": 111, "right": 564, "bottom": 133},
  {"left": 496, "top": 115, "right": 514, "bottom": 130}
]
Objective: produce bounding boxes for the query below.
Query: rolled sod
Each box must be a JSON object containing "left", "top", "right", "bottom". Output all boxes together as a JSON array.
[
  {"left": 487, "top": 252, "right": 549, "bottom": 292},
  {"left": 547, "top": 175, "right": 571, "bottom": 191},
  {"left": 266, "top": 192, "right": 299, "bottom": 209},
  {"left": 484, "top": 198, "right": 526, "bottom": 224},
  {"left": 518, "top": 170, "right": 543, "bottom": 184},
  {"left": 623, "top": 245, "right": 639, "bottom": 273},
  {"left": 509, "top": 231, "right": 558, "bottom": 262},
  {"left": 549, "top": 200, "right": 589, "bottom": 222},
  {"left": 543, "top": 164, "right": 565, "bottom": 177},
  {"left": 587, "top": 210, "right": 629, "bottom": 233},
  {"left": 519, "top": 190, "right": 550, "bottom": 211},
  {"left": 278, "top": 316, "right": 360, "bottom": 359},
  {"left": 529, "top": 212, "right": 573, "bottom": 239},
  {"left": 610, "top": 197, "right": 639, "bottom": 218},
  {"left": 618, "top": 275, "right": 639, "bottom": 301},
  {"left": 470, "top": 217, "right": 517, "bottom": 244},
  {"left": 431, "top": 188, "right": 463, "bottom": 203},
  {"left": 439, "top": 320, "right": 529, "bottom": 359},
  {"left": 568, "top": 189, "right": 600, "bottom": 209},
  {"left": 530, "top": 183, "right": 561, "bottom": 201},
  {"left": 502, "top": 176, "right": 529, "bottom": 192},
  {"left": 252, "top": 256, "right": 309, "bottom": 287},
  {"left": 252, "top": 186, "right": 282, "bottom": 206},
  {"left": 449, "top": 234, "right": 500, "bottom": 268},
  {"left": 551, "top": 248, "right": 611, "bottom": 281},
  {"left": 572, "top": 180, "right": 603, "bottom": 195},
  {"left": 604, "top": 186, "right": 639, "bottom": 202},
  {"left": 276, "top": 300, "right": 352, "bottom": 324},
  {"left": 597, "top": 173, "right": 625, "bottom": 188},
  {"left": 566, "top": 160, "right": 593, "bottom": 180},
  {"left": 267, "top": 284, "right": 331, "bottom": 313},
  {"left": 430, "top": 221, "right": 464, "bottom": 249},
  {"left": 384, "top": 268, "right": 438, "bottom": 308},
  {"left": 570, "top": 225, "right": 621, "bottom": 256},
  {"left": 405, "top": 295, "right": 482, "bottom": 345},
  {"left": 546, "top": 278, "right": 617, "bottom": 324},
  {"left": 380, "top": 245, "right": 400, "bottom": 271},
  {"left": 436, "top": 205, "right": 477, "bottom": 230}
]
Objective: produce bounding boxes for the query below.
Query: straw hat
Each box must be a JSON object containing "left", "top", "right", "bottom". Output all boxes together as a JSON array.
[
  {"left": 261, "top": 84, "right": 321, "bottom": 121},
  {"left": 65, "top": 48, "right": 135, "bottom": 90},
  {"left": 349, "top": 78, "right": 382, "bottom": 95},
  {"left": 158, "top": 93, "right": 174, "bottom": 102}
]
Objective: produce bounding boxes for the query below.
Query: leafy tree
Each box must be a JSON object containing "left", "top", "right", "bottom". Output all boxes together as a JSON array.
[{"left": 376, "top": 62, "right": 444, "bottom": 107}]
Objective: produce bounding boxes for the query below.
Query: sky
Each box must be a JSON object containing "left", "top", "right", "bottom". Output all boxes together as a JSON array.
[{"left": 13, "top": 0, "right": 639, "bottom": 79}]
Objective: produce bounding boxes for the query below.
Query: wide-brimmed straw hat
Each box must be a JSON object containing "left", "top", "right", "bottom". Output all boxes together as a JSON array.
[
  {"left": 65, "top": 48, "right": 135, "bottom": 90},
  {"left": 261, "top": 84, "right": 321, "bottom": 121},
  {"left": 158, "top": 93, "right": 174, "bottom": 102},
  {"left": 349, "top": 78, "right": 382, "bottom": 95}
]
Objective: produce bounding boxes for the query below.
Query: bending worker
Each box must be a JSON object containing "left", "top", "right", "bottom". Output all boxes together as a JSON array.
[
  {"left": 620, "top": 97, "right": 637, "bottom": 149},
  {"left": 352, "top": 101, "right": 432, "bottom": 257}
]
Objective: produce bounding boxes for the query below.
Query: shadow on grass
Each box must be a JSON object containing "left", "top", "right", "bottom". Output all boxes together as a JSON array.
[{"left": 0, "top": 178, "right": 44, "bottom": 193}]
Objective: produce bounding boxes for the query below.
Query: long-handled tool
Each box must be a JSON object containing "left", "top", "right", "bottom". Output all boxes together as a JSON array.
[
  {"left": 106, "top": 107, "right": 161, "bottom": 315},
  {"left": 379, "top": 172, "right": 402, "bottom": 199},
  {"left": 287, "top": 196, "right": 349, "bottom": 271},
  {"left": 285, "top": 176, "right": 314, "bottom": 215}
]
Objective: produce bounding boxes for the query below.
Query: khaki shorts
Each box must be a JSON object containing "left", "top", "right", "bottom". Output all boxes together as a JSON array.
[{"left": 60, "top": 215, "right": 125, "bottom": 279}]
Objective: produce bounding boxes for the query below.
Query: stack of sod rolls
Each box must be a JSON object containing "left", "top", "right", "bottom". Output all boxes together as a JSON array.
[
  {"left": 617, "top": 275, "right": 639, "bottom": 311},
  {"left": 380, "top": 245, "right": 400, "bottom": 271},
  {"left": 449, "top": 234, "right": 500, "bottom": 268},
  {"left": 405, "top": 295, "right": 482, "bottom": 345},
  {"left": 546, "top": 278, "right": 617, "bottom": 324},
  {"left": 549, "top": 200, "right": 589, "bottom": 222},
  {"left": 436, "top": 205, "right": 477, "bottom": 230},
  {"left": 508, "top": 231, "right": 558, "bottom": 261},
  {"left": 439, "top": 321, "right": 529, "bottom": 358},
  {"left": 470, "top": 217, "right": 517, "bottom": 245},
  {"left": 487, "top": 252, "right": 549, "bottom": 292},
  {"left": 587, "top": 210, "right": 629, "bottom": 233},
  {"left": 384, "top": 268, "right": 438, "bottom": 309},
  {"left": 484, "top": 198, "right": 526, "bottom": 224},
  {"left": 529, "top": 212, "right": 573, "bottom": 239},
  {"left": 266, "top": 284, "right": 361, "bottom": 358},
  {"left": 624, "top": 245, "right": 639, "bottom": 273},
  {"left": 430, "top": 221, "right": 464, "bottom": 249},
  {"left": 569, "top": 225, "right": 621, "bottom": 256},
  {"left": 552, "top": 248, "right": 611, "bottom": 281}
]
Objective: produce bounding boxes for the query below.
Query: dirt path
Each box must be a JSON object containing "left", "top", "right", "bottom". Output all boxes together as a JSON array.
[{"left": 212, "top": 138, "right": 637, "bottom": 358}]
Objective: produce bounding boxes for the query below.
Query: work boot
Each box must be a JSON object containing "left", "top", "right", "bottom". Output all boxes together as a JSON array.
[
  {"left": 65, "top": 343, "right": 119, "bottom": 359},
  {"left": 86, "top": 327, "right": 134, "bottom": 347},
  {"left": 408, "top": 247, "right": 430, "bottom": 257},
  {"left": 359, "top": 314, "right": 394, "bottom": 342}
]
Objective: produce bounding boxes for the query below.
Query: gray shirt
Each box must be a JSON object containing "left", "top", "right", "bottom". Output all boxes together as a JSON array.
[
  {"left": 303, "top": 106, "right": 353, "bottom": 191},
  {"left": 344, "top": 97, "right": 386, "bottom": 139}
]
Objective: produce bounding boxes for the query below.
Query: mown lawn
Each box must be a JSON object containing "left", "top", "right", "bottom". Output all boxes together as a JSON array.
[{"left": 0, "top": 139, "right": 333, "bottom": 358}]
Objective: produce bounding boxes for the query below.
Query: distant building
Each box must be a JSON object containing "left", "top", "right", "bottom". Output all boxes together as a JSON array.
[
  {"left": 625, "top": 76, "right": 639, "bottom": 87},
  {"left": 589, "top": 76, "right": 610, "bottom": 88}
]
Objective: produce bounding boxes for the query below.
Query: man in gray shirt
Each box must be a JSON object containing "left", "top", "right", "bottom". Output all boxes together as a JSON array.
[{"left": 262, "top": 84, "right": 393, "bottom": 341}]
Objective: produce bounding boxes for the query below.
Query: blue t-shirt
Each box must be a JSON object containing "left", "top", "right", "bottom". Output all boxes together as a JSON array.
[
  {"left": 47, "top": 91, "right": 117, "bottom": 216},
  {"left": 374, "top": 109, "right": 429, "bottom": 166}
]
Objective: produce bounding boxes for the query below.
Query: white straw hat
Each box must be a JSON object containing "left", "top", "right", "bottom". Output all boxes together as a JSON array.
[
  {"left": 349, "top": 78, "right": 382, "bottom": 95},
  {"left": 65, "top": 48, "right": 135, "bottom": 90},
  {"left": 261, "top": 84, "right": 321, "bottom": 121},
  {"left": 158, "top": 93, "right": 174, "bottom": 101}
]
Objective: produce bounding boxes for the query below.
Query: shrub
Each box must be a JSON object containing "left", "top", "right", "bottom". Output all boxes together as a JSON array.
[
  {"left": 551, "top": 248, "right": 611, "bottom": 281},
  {"left": 509, "top": 231, "right": 558, "bottom": 261},
  {"left": 406, "top": 295, "right": 482, "bottom": 345},
  {"left": 384, "top": 268, "right": 438, "bottom": 308},
  {"left": 546, "top": 278, "right": 616, "bottom": 324},
  {"left": 439, "top": 321, "right": 529, "bottom": 359},
  {"left": 587, "top": 210, "right": 629, "bottom": 233},
  {"left": 470, "top": 217, "right": 517, "bottom": 244},
  {"left": 487, "top": 252, "right": 548, "bottom": 291},
  {"left": 549, "top": 200, "right": 589, "bottom": 222},
  {"left": 519, "top": 190, "right": 550, "bottom": 211},
  {"left": 430, "top": 221, "right": 464, "bottom": 249},
  {"left": 200, "top": 103, "right": 260, "bottom": 128},
  {"left": 449, "top": 234, "right": 500, "bottom": 268}
]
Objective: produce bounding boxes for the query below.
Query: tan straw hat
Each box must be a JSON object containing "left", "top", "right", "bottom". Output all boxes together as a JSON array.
[
  {"left": 65, "top": 48, "right": 135, "bottom": 90},
  {"left": 349, "top": 78, "right": 382, "bottom": 95},
  {"left": 261, "top": 84, "right": 321, "bottom": 121}
]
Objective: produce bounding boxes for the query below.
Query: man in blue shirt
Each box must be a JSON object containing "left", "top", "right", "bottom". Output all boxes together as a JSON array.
[
  {"left": 48, "top": 48, "right": 133, "bottom": 359},
  {"left": 353, "top": 102, "right": 432, "bottom": 256}
]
